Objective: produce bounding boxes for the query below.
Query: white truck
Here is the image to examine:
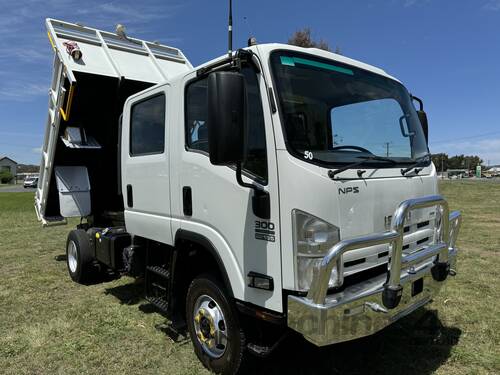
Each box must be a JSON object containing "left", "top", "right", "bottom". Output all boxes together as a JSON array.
[{"left": 36, "top": 18, "right": 462, "bottom": 375}]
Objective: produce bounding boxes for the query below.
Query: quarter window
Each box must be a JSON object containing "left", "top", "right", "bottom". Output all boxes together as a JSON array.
[{"left": 130, "top": 94, "right": 166, "bottom": 156}]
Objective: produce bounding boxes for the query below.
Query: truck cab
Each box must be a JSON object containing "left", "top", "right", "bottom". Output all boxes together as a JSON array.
[{"left": 36, "top": 20, "right": 462, "bottom": 374}]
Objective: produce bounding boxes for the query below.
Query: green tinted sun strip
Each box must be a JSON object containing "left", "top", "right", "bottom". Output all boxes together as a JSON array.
[{"left": 280, "top": 56, "right": 354, "bottom": 76}]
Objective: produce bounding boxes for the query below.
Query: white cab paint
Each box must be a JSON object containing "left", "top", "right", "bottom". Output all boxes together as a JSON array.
[
  {"left": 122, "top": 85, "right": 173, "bottom": 245},
  {"left": 121, "top": 43, "right": 439, "bottom": 312},
  {"left": 168, "top": 66, "right": 283, "bottom": 311}
]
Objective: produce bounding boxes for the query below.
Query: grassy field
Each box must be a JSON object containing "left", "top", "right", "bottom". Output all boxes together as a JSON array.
[{"left": 0, "top": 181, "right": 498, "bottom": 374}]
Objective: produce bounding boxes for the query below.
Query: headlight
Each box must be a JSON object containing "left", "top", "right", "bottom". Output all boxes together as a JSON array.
[{"left": 292, "top": 210, "right": 340, "bottom": 291}]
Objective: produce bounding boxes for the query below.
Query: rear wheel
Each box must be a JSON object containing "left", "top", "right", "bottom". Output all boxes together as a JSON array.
[
  {"left": 186, "top": 275, "right": 246, "bottom": 375},
  {"left": 66, "top": 229, "right": 94, "bottom": 284}
]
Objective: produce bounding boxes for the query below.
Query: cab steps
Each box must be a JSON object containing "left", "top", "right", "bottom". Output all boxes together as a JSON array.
[{"left": 145, "top": 265, "right": 171, "bottom": 314}]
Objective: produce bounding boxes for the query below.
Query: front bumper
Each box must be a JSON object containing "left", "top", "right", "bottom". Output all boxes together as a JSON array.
[{"left": 287, "top": 195, "right": 462, "bottom": 346}]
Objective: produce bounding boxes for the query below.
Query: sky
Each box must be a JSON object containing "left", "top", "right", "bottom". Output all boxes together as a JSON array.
[{"left": 0, "top": 0, "right": 499, "bottom": 165}]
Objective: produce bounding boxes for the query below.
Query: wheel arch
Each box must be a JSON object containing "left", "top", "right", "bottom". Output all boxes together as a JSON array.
[{"left": 174, "top": 229, "right": 236, "bottom": 298}]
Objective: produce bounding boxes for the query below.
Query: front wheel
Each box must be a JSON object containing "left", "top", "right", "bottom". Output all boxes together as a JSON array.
[{"left": 186, "top": 275, "right": 247, "bottom": 375}]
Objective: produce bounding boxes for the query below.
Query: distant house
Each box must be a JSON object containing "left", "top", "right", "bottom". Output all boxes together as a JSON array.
[
  {"left": 485, "top": 165, "right": 500, "bottom": 177},
  {"left": 447, "top": 169, "right": 468, "bottom": 178},
  {"left": 0, "top": 156, "right": 18, "bottom": 176}
]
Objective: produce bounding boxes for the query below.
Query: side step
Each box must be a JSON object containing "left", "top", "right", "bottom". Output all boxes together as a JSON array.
[
  {"left": 147, "top": 265, "right": 170, "bottom": 279},
  {"left": 145, "top": 265, "right": 171, "bottom": 314},
  {"left": 145, "top": 296, "right": 169, "bottom": 313}
]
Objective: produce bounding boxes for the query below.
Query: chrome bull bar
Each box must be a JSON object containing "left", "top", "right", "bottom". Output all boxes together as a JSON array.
[{"left": 307, "top": 195, "right": 462, "bottom": 308}]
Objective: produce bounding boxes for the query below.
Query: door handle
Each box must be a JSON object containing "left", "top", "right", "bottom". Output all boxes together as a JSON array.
[
  {"left": 183, "top": 186, "right": 192, "bottom": 216},
  {"left": 127, "top": 184, "right": 133, "bottom": 207}
]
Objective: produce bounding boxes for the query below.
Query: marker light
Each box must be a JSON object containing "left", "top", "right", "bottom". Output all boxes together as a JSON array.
[{"left": 63, "top": 41, "right": 82, "bottom": 61}]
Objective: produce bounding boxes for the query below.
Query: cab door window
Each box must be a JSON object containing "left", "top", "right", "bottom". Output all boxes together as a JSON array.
[
  {"left": 185, "top": 66, "right": 268, "bottom": 183},
  {"left": 185, "top": 78, "right": 209, "bottom": 153}
]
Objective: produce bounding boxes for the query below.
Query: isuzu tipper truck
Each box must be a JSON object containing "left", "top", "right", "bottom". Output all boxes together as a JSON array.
[{"left": 36, "top": 17, "right": 462, "bottom": 375}]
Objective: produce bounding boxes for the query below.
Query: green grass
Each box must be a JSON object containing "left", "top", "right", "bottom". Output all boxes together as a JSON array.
[{"left": 0, "top": 182, "right": 499, "bottom": 374}]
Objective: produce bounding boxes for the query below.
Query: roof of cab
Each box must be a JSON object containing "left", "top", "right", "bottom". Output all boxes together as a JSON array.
[
  {"left": 127, "top": 42, "right": 402, "bottom": 103},
  {"left": 255, "top": 43, "right": 400, "bottom": 82}
]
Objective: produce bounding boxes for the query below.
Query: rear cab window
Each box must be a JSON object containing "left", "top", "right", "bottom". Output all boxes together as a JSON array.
[{"left": 130, "top": 94, "right": 166, "bottom": 156}]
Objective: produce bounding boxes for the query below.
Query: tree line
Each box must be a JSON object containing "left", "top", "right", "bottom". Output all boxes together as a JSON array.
[
  {"left": 431, "top": 154, "right": 484, "bottom": 171},
  {"left": 288, "top": 28, "right": 340, "bottom": 53}
]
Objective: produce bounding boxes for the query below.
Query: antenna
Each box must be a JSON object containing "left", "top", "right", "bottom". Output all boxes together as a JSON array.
[{"left": 228, "top": 0, "right": 233, "bottom": 60}]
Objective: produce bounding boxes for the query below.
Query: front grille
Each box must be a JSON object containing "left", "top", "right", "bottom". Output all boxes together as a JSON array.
[
  {"left": 328, "top": 264, "right": 388, "bottom": 295},
  {"left": 416, "top": 237, "right": 430, "bottom": 245},
  {"left": 417, "top": 220, "right": 430, "bottom": 229},
  {"left": 342, "top": 217, "right": 437, "bottom": 277},
  {"left": 344, "top": 258, "right": 366, "bottom": 268}
]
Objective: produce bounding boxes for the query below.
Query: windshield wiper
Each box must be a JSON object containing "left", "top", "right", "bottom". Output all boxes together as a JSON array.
[
  {"left": 400, "top": 155, "right": 431, "bottom": 176},
  {"left": 328, "top": 155, "right": 397, "bottom": 179}
]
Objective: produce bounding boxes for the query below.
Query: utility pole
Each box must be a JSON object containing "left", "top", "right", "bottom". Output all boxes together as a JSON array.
[
  {"left": 441, "top": 155, "right": 444, "bottom": 179},
  {"left": 384, "top": 142, "right": 391, "bottom": 157}
]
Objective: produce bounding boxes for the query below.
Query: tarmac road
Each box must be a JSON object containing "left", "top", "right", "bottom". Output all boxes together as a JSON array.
[{"left": 0, "top": 184, "right": 36, "bottom": 193}]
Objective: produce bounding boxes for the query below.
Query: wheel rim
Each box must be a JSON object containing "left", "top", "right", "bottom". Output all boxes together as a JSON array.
[
  {"left": 193, "top": 294, "right": 228, "bottom": 358},
  {"left": 67, "top": 240, "right": 78, "bottom": 273}
]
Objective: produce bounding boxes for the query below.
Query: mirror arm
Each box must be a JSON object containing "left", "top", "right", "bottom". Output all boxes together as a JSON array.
[
  {"left": 236, "top": 163, "right": 270, "bottom": 219},
  {"left": 197, "top": 49, "right": 257, "bottom": 77},
  {"left": 236, "top": 163, "right": 259, "bottom": 190},
  {"left": 399, "top": 114, "right": 415, "bottom": 137},
  {"left": 197, "top": 56, "right": 233, "bottom": 77},
  {"left": 411, "top": 95, "right": 429, "bottom": 144},
  {"left": 411, "top": 94, "right": 424, "bottom": 111}
]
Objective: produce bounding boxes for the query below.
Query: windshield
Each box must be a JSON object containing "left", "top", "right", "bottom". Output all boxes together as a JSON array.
[{"left": 270, "top": 51, "right": 429, "bottom": 167}]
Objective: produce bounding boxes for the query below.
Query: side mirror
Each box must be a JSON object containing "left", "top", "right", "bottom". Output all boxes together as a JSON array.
[
  {"left": 412, "top": 95, "right": 428, "bottom": 143},
  {"left": 417, "top": 110, "right": 428, "bottom": 143},
  {"left": 207, "top": 71, "right": 246, "bottom": 165},
  {"left": 206, "top": 69, "right": 270, "bottom": 219}
]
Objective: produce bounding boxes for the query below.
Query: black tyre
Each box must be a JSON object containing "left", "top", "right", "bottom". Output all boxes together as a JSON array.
[
  {"left": 186, "top": 275, "right": 246, "bottom": 375},
  {"left": 66, "top": 229, "right": 94, "bottom": 284}
]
